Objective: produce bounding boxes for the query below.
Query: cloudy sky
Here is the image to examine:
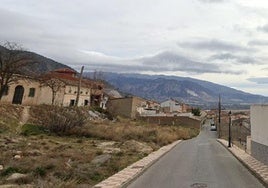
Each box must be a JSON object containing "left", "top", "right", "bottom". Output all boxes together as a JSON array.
[{"left": 1, "top": 0, "right": 268, "bottom": 95}]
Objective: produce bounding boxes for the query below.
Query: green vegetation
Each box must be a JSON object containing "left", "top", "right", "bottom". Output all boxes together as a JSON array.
[
  {"left": 1, "top": 167, "right": 23, "bottom": 177},
  {"left": 21, "top": 124, "right": 47, "bottom": 136},
  {"left": 192, "top": 108, "right": 201, "bottom": 116}
]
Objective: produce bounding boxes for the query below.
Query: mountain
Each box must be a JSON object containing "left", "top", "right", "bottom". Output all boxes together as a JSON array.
[
  {"left": 2, "top": 45, "right": 266, "bottom": 109},
  {"left": 85, "top": 72, "right": 268, "bottom": 109},
  {"left": 0, "top": 45, "right": 73, "bottom": 75}
]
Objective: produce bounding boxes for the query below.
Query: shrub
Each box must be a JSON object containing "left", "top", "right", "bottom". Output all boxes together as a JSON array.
[
  {"left": 21, "top": 124, "right": 47, "bottom": 136},
  {"left": 192, "top": 108, "right": 201, "bottom": 116},
  {"left": 1, "top": 167, "right": 22, "bottom": 176},
  {"left": 30, "top": 105, "right": 88, "bottom": 135},
  {"left": 33, "top": 167, "right": 46, "bottom": 177}
]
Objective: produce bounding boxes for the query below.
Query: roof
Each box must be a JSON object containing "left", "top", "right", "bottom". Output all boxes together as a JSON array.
[
  {"left": 53, "top": 68, "right": 77, "bottom": 75},
  {"left": 40, "top": 69, "right": 103, "bottom": 89}
]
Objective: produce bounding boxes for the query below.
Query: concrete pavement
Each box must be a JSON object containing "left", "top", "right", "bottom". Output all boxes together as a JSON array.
[
  {"left": 127, "top": 122, "right": 264, "bottom": 188},
  {"left": 217, "top": 139, "right": 268, "bottom": 187}
]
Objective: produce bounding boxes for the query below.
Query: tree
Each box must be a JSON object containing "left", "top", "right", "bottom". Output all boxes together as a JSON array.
[
  {"left": 192, "top": 108, "right": 201, "bottom": 116},
  {"left": 0, "top": 42, "right": 33, "bottom": 100},
  {"left": 39, "top": 74, "right": 66, "bottom": 105}
]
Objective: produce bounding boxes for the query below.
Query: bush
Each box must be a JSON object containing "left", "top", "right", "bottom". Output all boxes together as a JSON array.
[
  {"left": 30, "top": 105, "right": 88, "bottom": 135},
  {"left": 21, "top": 124, "right": 47, "bottom": 136},
  {"left": 192, "top": 108, "right": 201, "bottom": 116},
  {"left": 33, "top": 167, "right": 46, "bottom": 177},
  {"left": 1, "top": 167, "right": 22, "bottom": 176}
]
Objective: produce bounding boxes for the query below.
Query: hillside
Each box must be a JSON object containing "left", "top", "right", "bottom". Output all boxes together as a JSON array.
[
  {"left": 0, "top": 45, "right": 73, "bottom": 75},
  {"left": 86, "top": 72, "right": 268, "bottom": 109}
]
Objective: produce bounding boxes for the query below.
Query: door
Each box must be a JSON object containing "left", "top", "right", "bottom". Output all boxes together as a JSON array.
[{"left": 12, "top": 85, "right": 24, "bottom": 104}]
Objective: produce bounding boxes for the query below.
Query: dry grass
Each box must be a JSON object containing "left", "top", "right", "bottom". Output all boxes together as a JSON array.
[
  {"left": 73, "top": 120, "right": 198, "bottom": 147},
  {"left": 68, "top": 114, "right": 199, "bottom": 147},
  {"left": 0, "top": 103, "right": 23, "bottom": 133},
  {"left": 0, "top": 104, "right": 200, "bottom": 187}
]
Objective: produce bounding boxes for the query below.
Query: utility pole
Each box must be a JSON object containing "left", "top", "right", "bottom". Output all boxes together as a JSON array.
[
  {"left": 218, "top": 94, "right": 221, "bottom": 138},
  {"left": 228, "top": 111, "right": 232, "bottom": 147},
  {"left": 75, "top": 66, "right": 84, "bottom": 106}
]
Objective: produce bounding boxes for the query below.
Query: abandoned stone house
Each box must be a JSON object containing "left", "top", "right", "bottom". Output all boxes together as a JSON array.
[
  {"left": 0, "top": 68, "right": 103, "bottom": 107},
  {"left": 106, "top": 96, "right": 160, "bottom": 119}
]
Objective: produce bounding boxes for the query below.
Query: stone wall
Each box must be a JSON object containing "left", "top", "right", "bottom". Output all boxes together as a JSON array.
[
  {"left": 139, "top": 116, "right": 200, "bottom": 128},
  {"left": 107, "top": 97, "right": 134, "bottom": 119}
]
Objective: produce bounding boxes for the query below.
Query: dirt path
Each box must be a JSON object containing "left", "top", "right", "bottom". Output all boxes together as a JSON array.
[{"left": 19, "top": 106, "right": 30, "bottom": 125}]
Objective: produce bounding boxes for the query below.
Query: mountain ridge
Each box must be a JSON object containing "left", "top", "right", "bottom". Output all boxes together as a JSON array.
[{"left": 85, "top": 72, "right": 268, "bottom": 109}]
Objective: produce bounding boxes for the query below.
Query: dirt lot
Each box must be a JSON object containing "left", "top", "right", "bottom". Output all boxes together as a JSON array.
[{"left": 0, "top": 104, "right": 200, "bottom": 187}]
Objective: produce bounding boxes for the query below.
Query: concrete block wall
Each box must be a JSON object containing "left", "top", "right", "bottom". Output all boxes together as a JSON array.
[
  {"left": 250, "top": 105, "right": 268, "bottom": 166},
  {"left": 251, "top": 140, "right": 268, "bottom": 165}
]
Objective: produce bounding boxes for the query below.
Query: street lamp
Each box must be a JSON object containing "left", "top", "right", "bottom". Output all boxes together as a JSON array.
[{"left": 228, "top": 111, "right": 232, "bottom": 147}]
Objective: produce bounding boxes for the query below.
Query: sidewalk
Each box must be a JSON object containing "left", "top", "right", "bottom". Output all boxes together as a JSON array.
[
  {"left": 93, "top": 140, "right": 182, "bottom": 188},
  {"left": 217, "top": 139, "right": 268, "bottom": 187}
]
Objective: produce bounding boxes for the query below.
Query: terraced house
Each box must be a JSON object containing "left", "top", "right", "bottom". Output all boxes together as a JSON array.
[{"left": 0, "top": 68, "right": 103, "bottom": 107}]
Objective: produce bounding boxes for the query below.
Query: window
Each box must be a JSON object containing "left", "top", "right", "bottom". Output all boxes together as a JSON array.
[
  {"left": 28, "top": 88, "right": 35, "bottom": 97},
  {"left": 70, "top": 99, "right": 75, "bottom": 106},
  {"left": 84, "top": 100, "right": 89, "bottom": 106}
]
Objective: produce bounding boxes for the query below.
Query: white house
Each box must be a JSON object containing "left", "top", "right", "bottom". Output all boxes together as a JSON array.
[
  {"left": 160, "top": 99, "right": 183, "bottom": 113},
  {"left": 250, "top": 104, "right": 268, "bottom": 165}
]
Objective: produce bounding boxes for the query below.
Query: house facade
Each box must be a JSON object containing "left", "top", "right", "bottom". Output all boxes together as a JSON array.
[
  {"left": 0, "top": 69, "right": 103, "bottom": 107},
  {"left": 107, "top": 96, "right": 149, "bottom": 119},
  {"left": 160, "top": 99, "right": 183, "bottom": 113},
  {"left": 250, "top": 104, "right": 268, "bottom": 165},
  {"left": 137, "top": 100, "right": 160, "bottom": 116}
]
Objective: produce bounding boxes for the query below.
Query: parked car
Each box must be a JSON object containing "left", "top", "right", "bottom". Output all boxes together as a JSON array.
[{"left": 210, "top": 123, "right": 217, "bottom": 131}]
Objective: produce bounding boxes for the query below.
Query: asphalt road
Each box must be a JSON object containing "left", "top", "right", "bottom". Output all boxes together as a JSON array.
[{"left": 127, "top": 121, "right": 264, "bottom": 188}]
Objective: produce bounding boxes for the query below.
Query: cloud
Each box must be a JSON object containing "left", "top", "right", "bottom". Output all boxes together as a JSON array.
[
  {"left": 177, "top": 39, "right": 252, "bottom": 52},
  {"left": 140, "top": 51, "right": 222, "bottom": 73},
  {"left": 248, "top": 40, "right": 268, "bottom": 46},
  {"left": 248, "top": 77, "right": 268, "bottom": 84},
  {"left": 257, "top": 24, "right": 268, "bottom": 33},
  {"left": 197, "top": 0, "right": 225, "bottom": 3},
  {"left": 72, "top": 51, "right": 242, "bottom": 75},
  {"left": 209, "top": 53, "right": 259, "bottom": 64}
]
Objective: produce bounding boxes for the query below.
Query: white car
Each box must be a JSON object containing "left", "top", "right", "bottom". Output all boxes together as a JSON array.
[{"left": 210, "top": 124, "right": 216, "bottom": 131}]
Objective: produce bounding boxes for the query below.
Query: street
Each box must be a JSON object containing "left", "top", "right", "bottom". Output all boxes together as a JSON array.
[{"left": 127, "top": 121, "right": 264, "bottom": 188}]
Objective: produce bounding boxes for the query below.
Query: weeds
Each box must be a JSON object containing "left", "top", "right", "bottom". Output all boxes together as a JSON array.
[
  {"left": 21, "top": 124, "right": 47, "bottom": 136},
  {"left": 1, "top": 167, "right": 21, "bottom": 176},
  {"left": 33, "top": 167, "right": 46, "bottom": 177}
]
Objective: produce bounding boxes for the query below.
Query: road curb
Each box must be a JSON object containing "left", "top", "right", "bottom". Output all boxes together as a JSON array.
[
  {"left": 93, "top": 140, "right": 182, "bottom": 188},
  {"left": 217, "top": 139, "right": 268, "bottom": 188}
]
